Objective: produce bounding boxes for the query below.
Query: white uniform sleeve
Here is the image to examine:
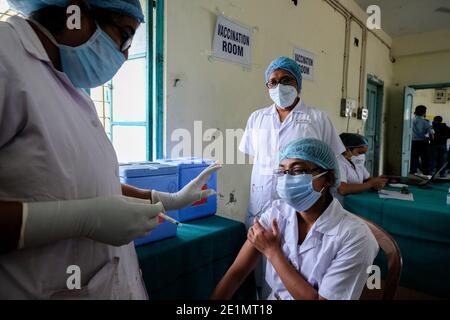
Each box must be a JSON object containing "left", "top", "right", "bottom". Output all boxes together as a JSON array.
[
  {"left": 362, "top": 167, "right": 370, "bottom": 181},
  {"left": 318, "top": 227, "right": 379, "bottom": 300},
  {"left": 257, "top": 204, "right": 277, "bottom": 230},
  {"left": 338, "top": 157, "right": 348, "bottom": 183},
  {"left": 239, "top": 111, "right": 256, "bottom": 156},
  {"left": 0, "top": 63, "right": 27, "bottom": 149},
  {"left": 322, "top": 112, "right": 346, "bottom": 156}
]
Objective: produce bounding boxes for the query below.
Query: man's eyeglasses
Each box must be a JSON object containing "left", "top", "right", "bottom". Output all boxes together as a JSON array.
[
  {"left": 266, "top": 76, "right": 296, "bottom": 89},
  {"left": 274, "top": 167, "right": 326, "bottom": 177}
]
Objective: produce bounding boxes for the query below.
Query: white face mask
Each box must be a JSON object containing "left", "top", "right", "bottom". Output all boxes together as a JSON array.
[
  {"left": 269, "top": 84, "right": 298, "bottom": 109},
  {"left": 351, "top": 154, "right": 366, "bottom": 166}
]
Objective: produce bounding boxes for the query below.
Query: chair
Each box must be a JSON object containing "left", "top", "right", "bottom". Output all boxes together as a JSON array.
[{"left": 358, "top": 217, "right": 403, "bottom": 300}]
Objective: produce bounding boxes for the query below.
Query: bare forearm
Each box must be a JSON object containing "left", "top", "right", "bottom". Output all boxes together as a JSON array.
[
  {"left": 121, "top": 184, "right": 152, "bottom": 201},
  {"left": 211, "top": 241, "right": 261, "bottom": 300},
  {"left": 338, "top": 182, "right": 372, "bottom": 196},
  {"left": 211, "top": 267, "right": 247, "bottom": 300},
  {"left": 0, "top": 202, "right": 23, "bottom": 254},
  {"left": 268, "top": 249, "right": 319, "bottom": 300}
]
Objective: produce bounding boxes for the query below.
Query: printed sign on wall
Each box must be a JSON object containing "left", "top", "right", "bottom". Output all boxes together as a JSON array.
[
  {"left": 212, "top": 15, "right": 252, "bottom": 68},
  {"left": 293, "top": 47, "right": 315, "bottom": 81}
]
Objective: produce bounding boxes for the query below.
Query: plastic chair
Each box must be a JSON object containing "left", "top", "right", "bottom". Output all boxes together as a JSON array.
[{"left": 358, "top": 217, "right": 403, "bottom": 300}]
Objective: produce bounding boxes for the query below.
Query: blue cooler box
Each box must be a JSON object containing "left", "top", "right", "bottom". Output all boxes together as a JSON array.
[
  {"left": 157, "top": 157, "right": 217, "bottom": 222},
  {"left": 119, "top": 162, "right": 179, "bottom": 246}
]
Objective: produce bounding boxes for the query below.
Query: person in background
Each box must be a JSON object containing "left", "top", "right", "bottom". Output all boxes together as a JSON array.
[
  {"left": 212, "top": 138, "right": 378, "bottom": 300},
  {"left": 337, "top": 133, "right": 387, "bottom": 202},
  {"left": 239, "top": 56, "right": 345, "bottom": 298},
  {"left": 430, "top": 116, "right": 450, "bottom": 177},
  {"left": 410, "top": 105, "right": 434, "bottom": 175}
]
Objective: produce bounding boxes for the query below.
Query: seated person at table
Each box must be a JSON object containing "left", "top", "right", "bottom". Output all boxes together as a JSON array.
[
  {"left": 337, "top": 133, "right": 387, "bottom": 200},
  {"left": 211, "top": 138, "right": 379, "bottom": 300}
]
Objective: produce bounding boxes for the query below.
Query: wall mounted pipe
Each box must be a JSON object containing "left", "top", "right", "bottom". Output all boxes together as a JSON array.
[{"left": 324, "top": 0, "right": 392, "bottom": 110}]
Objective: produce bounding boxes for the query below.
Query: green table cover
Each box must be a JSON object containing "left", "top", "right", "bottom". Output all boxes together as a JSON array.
[
  {"left": 136, "top": 215, "right": 256, "bottom": 300},
  {"left": 344, "top": 183, "right": 450, "bottom": 297}
]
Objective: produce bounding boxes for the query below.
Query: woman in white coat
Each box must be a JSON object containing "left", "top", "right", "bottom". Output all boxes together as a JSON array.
[
  {"left": 212, "top": 138, "right": 378, "bottom": 300},
  {"left": 0, "top": 0, "right": 220, "bottom": 299},
  {"left": 239, "top": 56, "right": 345, "bottom": 298},
  {"left": 337, "top": 133, "right": 387, "bottom": 201}
]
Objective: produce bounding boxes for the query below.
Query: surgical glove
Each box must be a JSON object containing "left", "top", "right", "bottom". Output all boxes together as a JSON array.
[
  {"left": 21, "top": 195, "right": 165, "bottom": 249},
  {"left": 151, "top": 163, "right": 222, "bottom": 211}
]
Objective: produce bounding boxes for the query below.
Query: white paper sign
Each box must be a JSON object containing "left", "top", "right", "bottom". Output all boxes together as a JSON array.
[
  {"left": 293, "top": 48, "right": 315, "bottom": 81},
  {"left": 212, "top": 15, "right": 252, "bottom": 68}
]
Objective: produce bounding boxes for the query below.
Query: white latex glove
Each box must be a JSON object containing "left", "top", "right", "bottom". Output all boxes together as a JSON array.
[
  {"left": 21, "top": 195, "right": 165, "bottom": 248},
  {"left": 151, "top": 163, "right": 222, "bottom": 211}
]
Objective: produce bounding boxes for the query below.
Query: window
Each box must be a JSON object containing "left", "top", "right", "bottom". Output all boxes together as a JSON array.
[
  {"left": 0, "top": 0, "right": 17, "bottom": 21},
  {"left": 0, "top": 0, "right": 165, "bottom": 164},
  {"left": 90, "top": 0, "right": 150, "bottom": 164},
  {"left": 91, "top": 0, "right": 165, "bottom": 164}
]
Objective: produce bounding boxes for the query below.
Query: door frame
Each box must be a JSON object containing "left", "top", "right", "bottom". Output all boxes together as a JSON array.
[
  {"left": 401, "top": 82, "right": 450, "bottom": 175},
  {"left": 409, "top": 83, "right": 450, "bottom": 90},
  {"left": 365, "top": 74, "right": 384, "bottom": 176},
  {"left": 401, "top": 86, "right": 415, "bottom": 176}
]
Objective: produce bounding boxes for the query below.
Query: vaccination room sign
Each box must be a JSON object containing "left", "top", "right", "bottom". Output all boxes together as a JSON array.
[
  {"left": 293, "top": 47, "right": 315, "bottom": 81},
  {"left": 212, "top": 15, "right": 252, "bottom": 68}
]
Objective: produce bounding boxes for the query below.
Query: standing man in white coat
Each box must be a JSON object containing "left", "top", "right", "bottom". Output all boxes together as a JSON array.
[
  {"left": 0, "top": 0, "right": 220, "bottom": 299},
  {"left": 239, "top": 56, "right": 345, "bottom": 297}
]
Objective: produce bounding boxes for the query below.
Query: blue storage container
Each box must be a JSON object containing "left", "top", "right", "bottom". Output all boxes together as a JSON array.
[
  {"left": 157, "top": 157, "right": 217, "bottom": 222},
  {"left": 119, "top": 162, "right": 179, "bottom": 246}
]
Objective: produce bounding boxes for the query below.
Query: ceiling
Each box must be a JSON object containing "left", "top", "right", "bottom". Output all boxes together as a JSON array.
[{"left": 354, "top": 0, "right": 450, "bottom": 37}]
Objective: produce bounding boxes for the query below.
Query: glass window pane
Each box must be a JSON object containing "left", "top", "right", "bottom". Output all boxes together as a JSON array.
[
  {"left": 112, "top": 126, "right": 146, "bottom": 163},
  {"left": 0, "top": 0, "right": 17, "bottom": 21},
  {"left": 90, "top": 86, "right": 111, "bottom": 133},
  {"left": 90, "top": 87, "right": 104, "bottom": 103},
  {"left": 93, "top": 101, "right": 104, "bottom": 120},
  {"left": 112, "top": 58, "right": 147, "bottom": 122},
  {"left": 128, "top": 0, "right": 147, "bottom": 56},
  {"left": 0, "top": 0, "right": 9, "bottom": 12}
]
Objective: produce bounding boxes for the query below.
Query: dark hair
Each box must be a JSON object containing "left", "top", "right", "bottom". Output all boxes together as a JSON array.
[
  {"left": 30, "top": 6, "right": 68, "bottom": 36},
  {"left": 434, "top": 116, "right": 443, "bottom": 123},
  {"left": 29, "top": 3, "right": 113, "bottom": 36},
  {"left": 339, "top": 133, "right": 368, "bottom": 151},
  {"left": 414, "top": 105, "right": 427, "bottom": 116}
]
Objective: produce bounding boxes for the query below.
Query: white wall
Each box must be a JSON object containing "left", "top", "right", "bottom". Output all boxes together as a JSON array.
[
  {"left": 386, "top": 28, "right": 450, "bottom": 174},
  {"left": 392, "top": 28, "right": 450, "bottom": 58},
  {"left": 164, "top": 0, "right": 394, "bottom": 222}
]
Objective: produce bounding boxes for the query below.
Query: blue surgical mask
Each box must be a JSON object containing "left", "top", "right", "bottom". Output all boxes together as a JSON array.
[
  {"left": 269, "top": 84, "right": 298, "bottom": 109},
  {"left": 276, "top": 172, "right": 327, "bottom": 212},
  {"left": 30, "top": 19, "right": 126, "bottom": 89}
]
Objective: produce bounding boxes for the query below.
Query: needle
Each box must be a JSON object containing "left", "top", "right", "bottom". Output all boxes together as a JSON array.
[{"left": 158, "top": 213, "right": 183, "bottom": 226}]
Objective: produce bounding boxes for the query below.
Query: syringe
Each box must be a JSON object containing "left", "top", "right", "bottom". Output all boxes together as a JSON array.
[{"left": 158, "top": 213, "right": 183, "bottom": 226}]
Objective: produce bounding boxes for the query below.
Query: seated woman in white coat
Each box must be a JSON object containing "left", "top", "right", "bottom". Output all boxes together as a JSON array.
[
  {"left": 337, "top": 133, "right": 387, "bottom": 201},
  {"left": 211, "top": 138, "right": 379, "bottom": 300}
]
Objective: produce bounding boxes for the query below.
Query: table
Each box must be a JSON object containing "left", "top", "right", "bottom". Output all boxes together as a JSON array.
[
  {"left": 344, "top": 182, "right": 450, "bottom": 298},
  {"left": 136, "top": 215, "right": 256, "bottom": 300}
]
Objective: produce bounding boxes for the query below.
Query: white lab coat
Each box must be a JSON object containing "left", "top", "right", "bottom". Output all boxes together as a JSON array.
[
  {"left": 239, "top": 100, "right": 346, "bottom": 227},
  {"left": 335, "top": 155, "right": 370, "bottom": 205},
  {"left": 0, "top": 16, "right": 147, "bottom": 299},
  {"left": 338, "top": 155, "right": 370, "bottom": 184},
  {"left": 259, "top": 198, "right": 379, "bottom": 300}
]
